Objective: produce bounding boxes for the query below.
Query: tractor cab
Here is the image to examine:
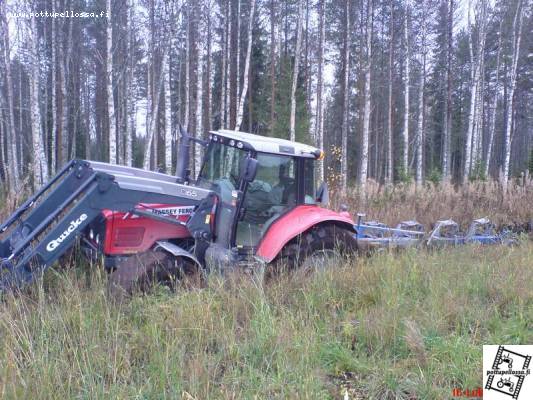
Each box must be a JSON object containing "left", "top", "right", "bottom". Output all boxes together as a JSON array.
[{"left": 195, "top": 130, "right": 325, "bottom": 251}]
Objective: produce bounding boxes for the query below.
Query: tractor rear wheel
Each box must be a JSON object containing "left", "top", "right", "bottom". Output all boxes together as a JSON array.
[
  {"left": 268, "top": 224, "right": 357, "bottom": 278},
  {"left": 108, "top": 250, "right": 203, "bottom": 298}
]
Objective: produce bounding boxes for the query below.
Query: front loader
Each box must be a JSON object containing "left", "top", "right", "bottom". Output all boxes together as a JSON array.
[{"left": 0, "top": 129, "right": 357, "bottom": 293}]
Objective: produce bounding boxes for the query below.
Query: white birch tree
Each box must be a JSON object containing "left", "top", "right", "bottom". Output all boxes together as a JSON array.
[
  {"left": 1, "top": 4, "right": 20, "bottom": 187},
  {"left": 401, "top": 0, "right": 410, "bottom": 176},
  {"left": 386, "top": 0, "right": 394, "bottom": 184},
  {"left": 442, "top": 0, "right": 453, "bottom": 181},
  {"left": 315, "top": 0, "right": 325, "bottom": 182},
  {"left": 235, "top": 0, "right": 241, "bottom": 121},
  {"left": 359, "top": 0, "right": 373, "bottom": 191},
  {"left": 106, "top": 0, "right": 117, "bottom": 164},
  {"left": 50, "top": 0, "right": 57, "bottom": 172},
  {"left": 125, "top": 0, "right": 135, "bottom": 167},
  {"left": 29, "top": 13, "right": 49, "bottom": 186},
  {"left": 289, "top": 0, "right": 303, "bottom": 142},
  {"left": 463, "top": 0, "right": 486, "bottom": 181},
  {"left": 184, "top": 2, "right": 191, "bottom": 131},
  {"left": 415, "top": 2, "right": 428, "bottom": 186},
  {"left": 164, "top": 53, "right": 172, "bottom": 173},
  {"left": 225, "top": 2, "right": 231, "bottom": 129},
  {"left": 235, "top": 0, "right": 256, "bottom": 131},
  {"left": 142, "top": 53, "right": 167, "bottom": 170},
  {"left": 219, "top": 0, "right": 227, "bottom": 129},
  {"left": 502, "top": 0, "right": 523, "bottom": 182},
  {"left": 484, "top": 17, "right": 503, "bottom": 178},
  {"left": 340, "top": 0, "right": 350, "bottom": 193},
  {"left": 194, "top": 3, "right": 205, "bottom": 174}
]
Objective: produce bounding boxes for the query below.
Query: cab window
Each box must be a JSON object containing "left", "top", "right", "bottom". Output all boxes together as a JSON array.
[
  {"left": 303, "top": 158, "right": 316, "bottom": 204},
  {"left": 236, "top": 154, "right": 297, "bottom": 247}
]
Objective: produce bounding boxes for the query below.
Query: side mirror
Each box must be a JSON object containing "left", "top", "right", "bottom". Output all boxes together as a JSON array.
[
  {"left": 241, "top": 157, "right": 258, "bottom": 182},
  {"left": 316, "top": 181, "right": 329, "bottom": 205}
]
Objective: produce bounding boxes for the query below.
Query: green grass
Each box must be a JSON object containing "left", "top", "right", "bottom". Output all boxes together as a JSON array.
[{"left": 0, "top": 242, "right": 531, "bottom": 399}]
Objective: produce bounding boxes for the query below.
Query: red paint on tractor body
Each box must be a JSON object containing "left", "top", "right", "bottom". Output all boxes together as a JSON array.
[
  {"left": 255, "top": 205, "right": 355, "bottom": 262},
  {"left": 102, "top": 204, "right": 193, "bottom": 255}
]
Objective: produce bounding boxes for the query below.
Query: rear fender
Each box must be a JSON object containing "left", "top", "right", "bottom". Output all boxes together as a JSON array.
[
  {"left": 155, "top": 240, "right": 202, "bottom": 269},
  {"left": 255, "top": 205, "right": 355, "bottom": 263}
]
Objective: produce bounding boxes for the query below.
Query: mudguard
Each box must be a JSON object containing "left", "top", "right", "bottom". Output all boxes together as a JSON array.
[
  {"left": 255, "top": 205, "right": 355, "bottom": 263},
  {"left": 155, "top": 240, "right": 202, "bottom": 269}
]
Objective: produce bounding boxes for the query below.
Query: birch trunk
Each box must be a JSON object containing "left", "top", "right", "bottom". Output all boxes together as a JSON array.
[
  {"left": 289, "top": 0, "right": 304, "bottom": 142},
  {"left": 484, "top": 18, "right": 503, "bottom": 178},
  {"left": 442, "top": 0, "right": 453, "bottom": 181},
  {"left": 84, "top": 74, "right": 92, "bottom": 160},
  {"left": 207, "top": 5, "right": 213, "bottom": 131},
  {"left": 463, "top": 1, "right": 477, "bottom": 181},
  {"left": 106, "top": 0, "right": 117, "bottom": 164},
  {"left": 143, "top": 52, "right": 168, "bottom": 170},
  {"left": 220, "top": 0, "right": 227, "bottom": 129},
  {"left": 59, "top": 16, "right": 70, "bottom": 166},
  {"left": 1, "top": 5, "right": 20, "bottom": 187},
  {"left": 503, "top": 0, "right": 523, "bottom": 182},
  {"left": 194, "top": 4, "right": 205, "bottom": 175},
  {"left": 29, "top": 14, "right": 49, "bottom": 186},
  {"left": 340, "top": 0, "right": 350, "bottom": 193},
  {"left": 472, "top": 59, "right": 484, "bottom": 169},
  {"left": 0, "top": 107, "right": 6, "bottom": 180},
  {"left": 125, "top": 0, "right": 134, "bottom": 167},
  {"left": 164, "top": 52, "right": 172, "bottom": 173},
  {"left": 269, "top": 0, "right": 277, "bottom": 136},
  {"left": 416, "top": 58, "right": 425, "bottom": 186},
  {"left": 386, "top": 0, "right": 394, "bottom": 184},
  {"left": 18, "top": 67, "right": 23, "bottom": 174},
  {"left": 235, "top": 0, "right": 241, "bottom": 118},
  {"left": 184, "top": 3, "right": 191, "bottom": 131},
  {"left": 66, "top": 12, "right": 73, "bottom": 159},
  {"left": 235, "top": 0, "right": 256, "bottom": 131},
  {"left": 359, "top": 0, "right": 373, "bottom": 191},
  {"left": 401, "top": 1, "right": 410, "bottom": 175},
  {"left": 470, "top": 1, "right": 487, "bottom": 172},
  {"left": 49, "top": 0, "right": 58, "bottom": 172},
  {"left": 225, "top": 3, "right": 232, "bottom": 129},
  {"left": 315, "top": 0, "right": 325, "bottom": 182},
  {"left": 415, "top": 5, "right": 427, "bottom": 186}
]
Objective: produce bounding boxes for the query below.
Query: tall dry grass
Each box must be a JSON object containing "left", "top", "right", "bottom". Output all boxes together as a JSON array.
[
  {"left": 332, "top": 180, "right": 532, "bottom": 231},
  {"left": 0, "top": 243, "right": 531, "bottom": 399}
]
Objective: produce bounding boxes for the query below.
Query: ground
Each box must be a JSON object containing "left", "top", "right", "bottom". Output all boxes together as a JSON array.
[{"left": 0, "top": 242, "right": 531, "bottom": 399}]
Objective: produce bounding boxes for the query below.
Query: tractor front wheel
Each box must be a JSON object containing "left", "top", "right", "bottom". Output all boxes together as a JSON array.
[{"left": 108, "top": 250, "right": 203, "bottom": 299}]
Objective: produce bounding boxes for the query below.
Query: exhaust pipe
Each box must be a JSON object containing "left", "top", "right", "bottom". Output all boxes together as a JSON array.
[{"left": 176, "top": 125, "right": 191, "bottom": 184}]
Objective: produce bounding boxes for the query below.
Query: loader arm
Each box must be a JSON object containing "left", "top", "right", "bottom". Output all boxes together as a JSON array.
[{"left": 0, "top": 160, "right": 212, "bottom": 291}]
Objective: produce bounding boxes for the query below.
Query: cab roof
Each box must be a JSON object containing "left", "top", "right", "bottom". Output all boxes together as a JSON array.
[{"left": 210, "top": 130, "right": 322, "bottom": 159}]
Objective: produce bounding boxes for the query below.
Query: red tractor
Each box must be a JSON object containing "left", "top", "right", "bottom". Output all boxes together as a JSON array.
[{"left": 0, "top": 129, "right": 357, "bottom": 293}]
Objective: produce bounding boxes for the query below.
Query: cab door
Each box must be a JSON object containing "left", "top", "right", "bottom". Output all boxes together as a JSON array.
[{"left": 236, "top": 154, "right": 298, "bottom": 248}]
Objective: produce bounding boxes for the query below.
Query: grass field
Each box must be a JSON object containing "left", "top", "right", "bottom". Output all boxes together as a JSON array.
[{"left": 0, "top": 242, "right": 531, "bottom": 399}]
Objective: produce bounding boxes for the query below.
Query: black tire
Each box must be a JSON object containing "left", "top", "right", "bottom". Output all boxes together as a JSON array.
[
  {"left": 268, "top": 224, "right": 358, "bottom": 278},
  {"left": 107, "top": 250, "right": 203, "bottom": 299}
]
